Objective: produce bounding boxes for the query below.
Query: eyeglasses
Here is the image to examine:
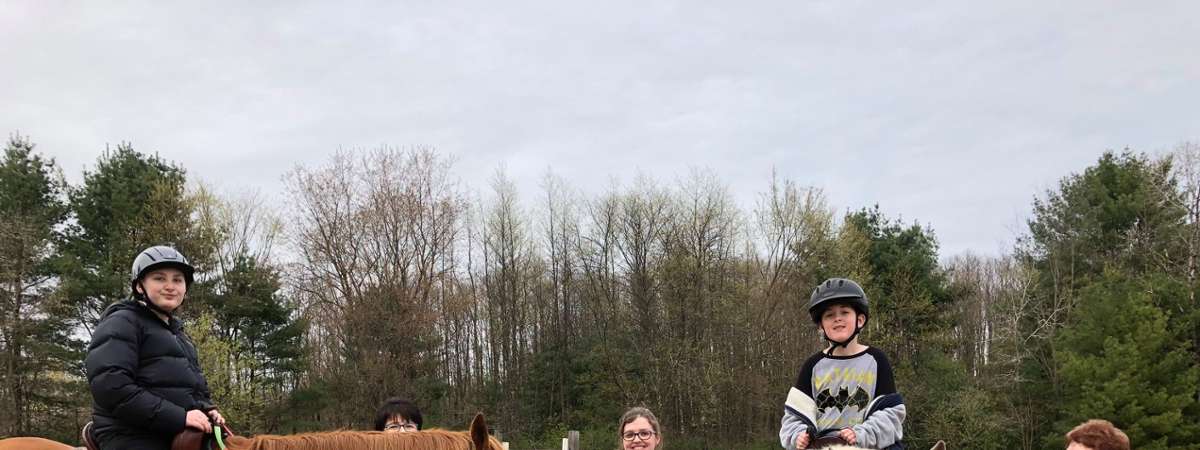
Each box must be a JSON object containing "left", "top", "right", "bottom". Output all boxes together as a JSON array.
[
  {"left": 384, "top": 422, "right": 418, "bottom": 432},
  {"left": 622, "top": 430, "right": 656, "bottom": 441}
]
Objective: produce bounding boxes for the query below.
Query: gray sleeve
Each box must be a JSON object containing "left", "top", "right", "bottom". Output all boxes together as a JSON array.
[
  {"left": 851, "top": 403, "right": 905, "bottom": 449},
  {"left": 780, "top": 386, "right": 818, "bottom": 449},
  {"left": 779, "top": 410, "right": 809, "bottom": 449}
]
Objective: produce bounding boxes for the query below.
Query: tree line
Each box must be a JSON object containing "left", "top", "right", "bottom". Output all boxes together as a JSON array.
[{"left": 0, "top": 135, "right": 1196, "bottom": 449}]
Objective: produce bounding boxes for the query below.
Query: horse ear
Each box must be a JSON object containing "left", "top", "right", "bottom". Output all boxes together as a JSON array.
[
  {"left": 470, "top": 413, "right": 489, "bottom": 448},
  {"left": 930, "top": 440, "right": 947, "bottom": 450}
]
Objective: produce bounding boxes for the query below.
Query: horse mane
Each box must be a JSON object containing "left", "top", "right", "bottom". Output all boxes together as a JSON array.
[{"left": 225, "top": 429, "right": 484, "bottom": 450}]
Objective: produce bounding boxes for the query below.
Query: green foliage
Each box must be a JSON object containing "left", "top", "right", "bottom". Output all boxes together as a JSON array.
[
  {"left": 191, "top": 311, "right": 268, "bottom": 432},
  {"left": 57, "top": 143, "right": 218, "bottom": 328},
  {"left": 5, "top": 139, "right": 1198, "bottom": 449},
  {"left": 1023, "top": 151, "right": 1183, "bottom": 287},
  {"left": 1017, "top": 151, "right": 1195, "bottom": 450},
  {"left": 845, "top": 206, "right": 954, "bottom": 359},
  {"left": 189, "top": 253, "right": 307, "bottom": 434},
  {"left": 904, "top": 351, "right": 1013, "bottom": 450},
  {"left": 1050, "top": 272, "right": 1199, "bottom": 450},
  {"left": 274, "top": 381, "right": 336, "bottom": 433},
  {"left": 0, "top": 135, "right": 67, "bottom": 231},
  {"left": 0, "top": 135, "right": 83, "bottom": 439},
  {"left": 208, "top": 256, "right": 305, "bottom": 381}
]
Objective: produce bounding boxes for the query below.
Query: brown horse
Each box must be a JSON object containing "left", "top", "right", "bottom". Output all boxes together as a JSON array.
[
  {"left": 0, "top": 437, "right": 75, "bottom": 450},
  {"left": 0, "top": 414, "right": 503, "bottom": 450}
]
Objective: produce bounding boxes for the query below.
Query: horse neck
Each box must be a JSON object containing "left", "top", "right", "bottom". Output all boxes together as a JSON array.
[{"left": 225, "top": 430, "right": 476, "bottom": 450}]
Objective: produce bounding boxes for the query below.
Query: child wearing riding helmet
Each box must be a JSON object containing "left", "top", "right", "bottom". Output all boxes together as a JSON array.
[
  {"left": 85, "top": 245, "right": 226, "bottom": 450},
  {"left": 779, "top": 278, "right": 905, "bottom": 450}
]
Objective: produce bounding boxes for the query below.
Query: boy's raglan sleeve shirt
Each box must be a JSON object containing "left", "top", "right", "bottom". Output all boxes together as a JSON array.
[{"left": 850, "top": 348, "right": 906, "bottom": 449}]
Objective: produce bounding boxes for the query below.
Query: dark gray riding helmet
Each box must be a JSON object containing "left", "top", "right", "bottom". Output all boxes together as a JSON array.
[
  {"left": 807, "top": 277, "right": 869, "bottom": 323},
  {"left": 130, "top": 245, "right": 195, "bottom": 292}
]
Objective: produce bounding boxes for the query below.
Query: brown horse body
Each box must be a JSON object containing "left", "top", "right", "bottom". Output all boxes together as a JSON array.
[
  {"left": 0, "top": 437, "right": 76, "bottom": 450},
  {"left": 0, "top": 431, "right": 500, "bottom": 450},
  {"left": 221, "top": 429, "right": 501, "bottom": 450},
  {"left": 0, "top": 414, "right": 502, "bottom": 450}
]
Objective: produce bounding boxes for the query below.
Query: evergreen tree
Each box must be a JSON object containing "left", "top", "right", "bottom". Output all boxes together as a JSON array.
[
  {"left": 199, "top": 255, "right": 306, "bottom": 433},
  {"left": 839, "top": 206, "right": 967, "bottom": 448},
  {"left": 57, "top": 144, "right": 218, "bottom": 331},
  {"left": 209, "top": 256, "right": 305, "bottom": 385},
  {"left": 1051, "top": 272, "right": 1198, "bottom": 450},
  {"left": 844, "top": 205, "right": 953, "bottom": 359},
  {"left": 0, "top": 135, "right": 79, "bottom": 439},
  {"left": 1023, "top": 151, "right": 1183, "bottom": 291}
]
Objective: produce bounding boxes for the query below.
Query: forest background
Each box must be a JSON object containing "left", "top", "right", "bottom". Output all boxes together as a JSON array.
[{"left": 1, "top": 137, "right": 1198, "bottom": 450}]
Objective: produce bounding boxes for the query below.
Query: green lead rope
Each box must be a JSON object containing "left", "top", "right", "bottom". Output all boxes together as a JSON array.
[{"left": 214, "top": 425, "right": 227, "bottom": 450}]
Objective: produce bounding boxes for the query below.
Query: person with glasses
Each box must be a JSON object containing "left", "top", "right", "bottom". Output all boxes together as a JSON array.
[
  {"left": 618, "top": 407, "right": 662, "bottom": 450},
  {"left": 374, "top": 397, "right": 423, "bottom": 433}
]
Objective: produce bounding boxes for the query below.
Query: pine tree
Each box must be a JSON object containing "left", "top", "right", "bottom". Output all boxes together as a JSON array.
[
  {"left": 1051, "top": 272, "right": 1199, "bottom": 450},
  {"left": 0, "top": 135, "right": 80, "bottom": 439},
  {"left": 57, "top": 144, "right": 218, "bottom": 332}
]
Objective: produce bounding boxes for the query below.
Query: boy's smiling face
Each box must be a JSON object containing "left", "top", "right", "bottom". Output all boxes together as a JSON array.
[{"left": 820, "top": 303, "right": 865, "bottom": 342}]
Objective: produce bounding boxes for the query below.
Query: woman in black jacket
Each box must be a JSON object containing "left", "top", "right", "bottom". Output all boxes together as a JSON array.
[{"left": 85, "top": 245, "right": 226, "bottom": 450}]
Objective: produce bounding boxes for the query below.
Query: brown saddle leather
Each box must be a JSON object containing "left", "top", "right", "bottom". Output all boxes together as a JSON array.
[
  {"left": 171, "top": 423, "right": 235, "bottom": 450},
  {"left": 81, "top": 421, "right": 99, "bottom": 450}
]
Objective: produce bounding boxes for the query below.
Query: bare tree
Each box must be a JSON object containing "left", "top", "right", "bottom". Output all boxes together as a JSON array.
[
  {"left": 616, "top": 174, "right": 670, "bottom": 342},
  {"left": 285, "top": 147, "right": 466, "bottom": 427},
  {"left": 578, "top": 186, "right": 622, "bottom": 339}
]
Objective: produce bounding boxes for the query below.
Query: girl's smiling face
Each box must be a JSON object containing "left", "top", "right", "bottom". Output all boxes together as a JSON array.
[
  {"left": 622, "top": 417, "right": 660, "bottom": 450},
  {"left": 138, "top": 267, "right": 188, "bottom": 312}
]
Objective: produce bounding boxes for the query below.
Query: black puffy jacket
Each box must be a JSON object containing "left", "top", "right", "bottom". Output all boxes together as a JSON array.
[{"left": 85, "top": 300, "right": 215, "bottom": 449}]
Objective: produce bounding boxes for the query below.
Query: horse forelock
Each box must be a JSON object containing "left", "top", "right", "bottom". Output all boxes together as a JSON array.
[{"left": 226, "top": 430, "right": 478, "bottom": 450}]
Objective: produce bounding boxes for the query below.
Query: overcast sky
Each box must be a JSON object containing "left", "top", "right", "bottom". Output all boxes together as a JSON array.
[{"left": 3, "top": 1, "right": 1198, "bottom": 258}]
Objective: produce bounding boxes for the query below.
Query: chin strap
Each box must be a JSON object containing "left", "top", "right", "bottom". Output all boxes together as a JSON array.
[
  {"left": 134, "top": 282, "right": 174, "bottom": 319},
  {"left": 824, "top": 326, "right": 862, "bottom": 352},
  {"left": 823, "top": 315, "right": 867, "bottom": 353}
]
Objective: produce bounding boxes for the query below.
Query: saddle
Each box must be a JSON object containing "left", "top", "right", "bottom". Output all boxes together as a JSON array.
[
  {"left": 81, "top": 421, "right": 99, "bottom": 450},
  {"left": 78, "top": 420, "right": 234, "bottom": 450}
]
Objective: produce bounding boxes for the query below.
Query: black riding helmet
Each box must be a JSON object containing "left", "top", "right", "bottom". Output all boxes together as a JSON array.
[
  {"left": 130, "top": 245, "right": 195, "bottom": 298},
  {"left": 807, "top": 277, "right": 869, "bottom": 323},
  {"left": 808, "top": 278, "right": 869, "bottom": 350}
]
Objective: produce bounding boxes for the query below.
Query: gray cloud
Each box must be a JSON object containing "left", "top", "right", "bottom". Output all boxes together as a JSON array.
[{"left": 3, "top": 1, "right": 1197, "bottom": 257}]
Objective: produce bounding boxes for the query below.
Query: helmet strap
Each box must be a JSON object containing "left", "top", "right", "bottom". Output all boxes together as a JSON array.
[
  {"left": 823, "top": 313, "right": 867, "bottom": 354},
  {"left": 824, "top": 326, "right": 860, "bottom": 353},
  {"left": 134, "top": 281, "right": 174, "bottom": 319}
]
